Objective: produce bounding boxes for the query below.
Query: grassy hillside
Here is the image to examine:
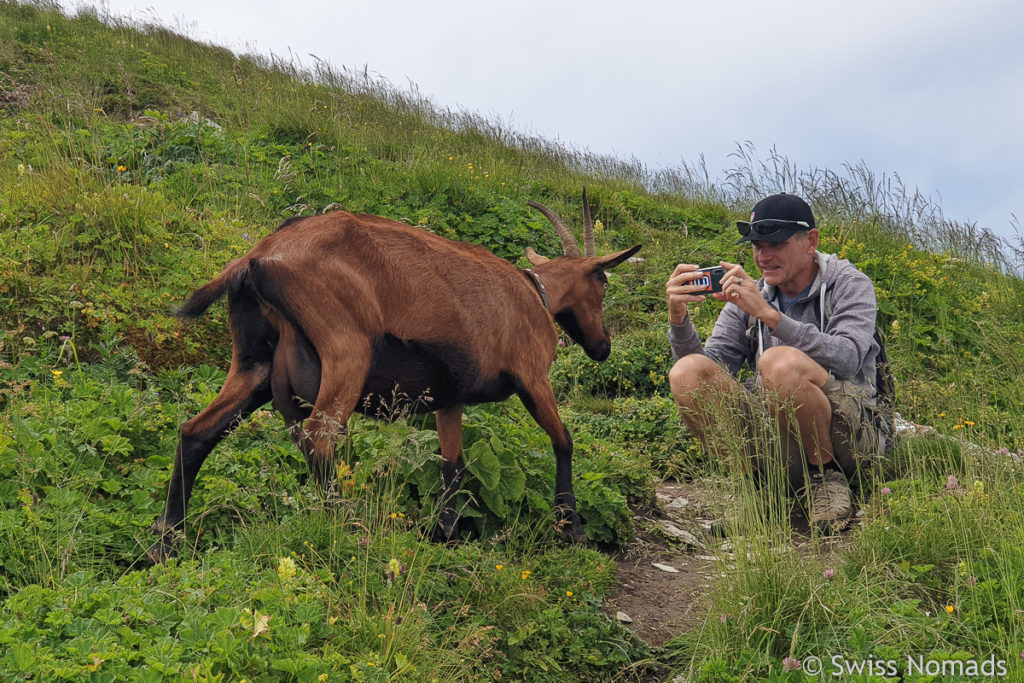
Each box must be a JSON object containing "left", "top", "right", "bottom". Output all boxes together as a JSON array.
[{"left": 2, "top": 1, "right": 1024, "bottom": 680}]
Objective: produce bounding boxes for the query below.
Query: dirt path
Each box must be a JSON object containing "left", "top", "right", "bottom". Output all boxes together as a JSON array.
[
  {"left": 605, "top": 479, "right": 849, "bottom": 647},
  {"left": 603, "top": 481, "right": 723, "bottom": 645}
]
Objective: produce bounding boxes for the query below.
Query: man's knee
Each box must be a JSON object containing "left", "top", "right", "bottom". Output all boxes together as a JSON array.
[
  {"left": 669, "top": 354, "right": 721, "bottom": 399},
  {"left": 757, "top": 346, "right": 827, "bottom": 392}
]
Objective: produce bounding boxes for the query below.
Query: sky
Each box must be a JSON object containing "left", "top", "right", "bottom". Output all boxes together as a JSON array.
[{"left": 73, "top": 0, "right": 1024, "bottom": 244}]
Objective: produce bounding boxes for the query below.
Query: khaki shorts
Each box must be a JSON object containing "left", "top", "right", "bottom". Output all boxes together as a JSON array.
[{"left": 743, "top": 375, "right": 884, "bottom": 490}]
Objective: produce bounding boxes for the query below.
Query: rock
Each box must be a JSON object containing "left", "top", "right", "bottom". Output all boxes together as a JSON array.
[
  {"left": 652, "top": 562, "right": 680, "bottom": 573},
  {"left": 615, "top": 611, "right": 633, "bottom": 623},
  {"left": 657, "top": 520, "right": 705, "bottom": 548}
]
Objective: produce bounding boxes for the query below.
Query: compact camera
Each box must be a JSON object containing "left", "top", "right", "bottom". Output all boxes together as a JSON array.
[{"left": 691, "top": 265, "right": 725, "bottom": 294}]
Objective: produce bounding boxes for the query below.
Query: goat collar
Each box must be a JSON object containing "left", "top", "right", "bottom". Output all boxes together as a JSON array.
[{"left": 522, "top": 268, "right": 551, "bottom": 311}]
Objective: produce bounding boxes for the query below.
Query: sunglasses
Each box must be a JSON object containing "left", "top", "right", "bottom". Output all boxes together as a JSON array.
[{"left": 735, "top": 218, "right": 812, "bottom": 239}]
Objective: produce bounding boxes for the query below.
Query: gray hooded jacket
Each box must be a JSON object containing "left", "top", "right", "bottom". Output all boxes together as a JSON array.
[{"left": 668, "top": 252, "right": 879, "bottom": 395}]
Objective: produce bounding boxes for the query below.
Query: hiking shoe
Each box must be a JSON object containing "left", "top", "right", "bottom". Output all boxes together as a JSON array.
[{"left": 803, "top": 469, "right": 853, "bottom": 533}]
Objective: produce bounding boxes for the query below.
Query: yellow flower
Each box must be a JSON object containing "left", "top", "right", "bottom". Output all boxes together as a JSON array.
[
  {"left": 938, "top": 413, "right": 946, "bottom": 417},
  {"left": 495, "top": 564, "right": 504, "bottom": 571},
  {"left": 945, "top": 605, "right": 955, "bottom": 613},
  {"left": 566, "top": 590, "right": 573, "bottom": 597},
  {"left": 51, "top": 370, "right": 63, "bottom": 377},
  {"left": 117, "top": 165, "right": 126, "bottom": 172},
  {"left": 964, "top": 421, "right": 975, "bottom": 426},
  {"left": 520, "top": 570, "right": 531, "bottom": 580},
  {"left": 953, "top": 425, "right": 963, "bottom": 430},
  {"left": 390, "top": 512, "right": 398, "bottom": 519},
  {"left": 277, "top": 556, "right": 297, "bottom": 583}
]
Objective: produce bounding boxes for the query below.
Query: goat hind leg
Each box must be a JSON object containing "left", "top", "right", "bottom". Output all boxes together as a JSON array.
[
  {"left": 149, "top": 364, "right": 271, "bottom": 562},
  {"left": 297, "top": 347, "right": 371, "bottom": 492}
]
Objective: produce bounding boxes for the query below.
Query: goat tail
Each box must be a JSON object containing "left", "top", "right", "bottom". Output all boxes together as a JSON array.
[{"left": 174, "top": 257, "right": 252, "bottom": 319}]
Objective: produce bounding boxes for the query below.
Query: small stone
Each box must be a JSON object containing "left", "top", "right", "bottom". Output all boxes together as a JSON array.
[
  {"left": 652, "top": 562, "right": 680, "bottom": 573},
  {"left": 657, "top": 521, "right": 705, "bottom": 548},
  {"left": 615, "top": 611, "right": 633, "bottom": 623}
]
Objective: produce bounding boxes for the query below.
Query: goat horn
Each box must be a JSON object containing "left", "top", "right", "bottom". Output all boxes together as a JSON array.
[
  {"left": 582, "top": 187, "right": 595, "bottom": 258},
  {"left": 528, "top": 200, "right": 581, "bottom": 258}
]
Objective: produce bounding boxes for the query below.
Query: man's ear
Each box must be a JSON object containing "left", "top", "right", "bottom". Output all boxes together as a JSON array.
[{"left": 806, "top": 229, "right": 820, "bottom": 251}]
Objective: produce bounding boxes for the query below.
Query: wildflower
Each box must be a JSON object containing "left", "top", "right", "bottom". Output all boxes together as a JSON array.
[
  {"left": 51, "top": 370, "right": 63, "bottom": 377},
  {"left": 557, "top": 339, "right": 566, "bottom": 347},
  {"left": 386, "top": 557, "right": 405, "bottom": 583},
  {"left": 880, "top": 487, "right": 892, "bottom": 496},
  {"left": 782, "top": 656, "right": 801, "bottom": 671},
  {"left": 953, "top": 424, "right": 963, "bottom": 430},
  {"left": 60, "top": 335, "right": 71, "bottom": 342},
  {"left": 945, "top": 605, "right": 955, "bottom": 613},
  {"left": 972, "top": 480, "right": 985, "bottom": 495},
  {"left": 999, "top": 447, "right": 1010, "bottom": 455},
  {"left": 277, "top": 556, "right": 297, "bottom": 583},
  {"left": 117, "top": 165, "right": 127, "bottom": 172},
  {"left": 823, "top": 568, "right": 834, "bottom": 579},
  {"left": 938, "top": 412, "right": 946, "bottom": 417},
  {"left": 719, "top": 614, "right": 727, "bottom": 624},
  {"left": 390, "top": 512, "right": 398, "bottom": 519},
  {"left": 495, "top": 564, "right": 503, "bottom": 571},
  {"left": 593, "top": 219, "right": 604, "bottom": 232},
  {"left": 520, "top": 570, "right": 531, "bottom": 580},
  {"left": 565, "top": 590, "right": 573, "bottom": 597},
  {"left": 964, "top": 421, "right": 975, "bottom": 426},
  {"left": 18, "top": 164, "right": 25, "bottom": 176},
  {"left": 946, "top": 475, "right": 958, "bottom": 490},
  {"left": 242, "top": 232, "right": 251, "bottom": 241}
]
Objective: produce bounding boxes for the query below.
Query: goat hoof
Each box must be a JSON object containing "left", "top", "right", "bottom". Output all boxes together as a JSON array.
[
  {"left": 558, "top": 524, "right": 588, "bottom": 544},
  {"left": 146, "top": 538, "right": 177, "bottom": 564},
  {"left": 553, "top": 513, "right": 587, "bottom": 544}
]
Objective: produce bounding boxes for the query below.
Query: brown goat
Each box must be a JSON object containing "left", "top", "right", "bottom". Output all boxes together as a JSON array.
[{"left": 148, "top": 191, "right": 640, "bottom": 562}]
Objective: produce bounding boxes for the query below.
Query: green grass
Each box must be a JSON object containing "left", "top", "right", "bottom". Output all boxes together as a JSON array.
[{"left": 2, "top": 1, "right": 1024, "bottom": 680}]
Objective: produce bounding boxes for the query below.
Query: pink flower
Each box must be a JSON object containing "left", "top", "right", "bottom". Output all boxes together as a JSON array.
[
  {"left": 557, "top": 339, "right": 566, "bottom": 347},
  {"left": 946, "top": 475, "right": 958, "bottom": 490},
  {"left": 823, "top": 568, "right": 835, "bottom": 579},
  {"left": 999, "top": 447, "right": 1010, "bottom": 455},
  {"left": 719, "top": 614, "right": 727, "bottom": 624},
  {"left": 782, "top": 656, "right": 801, "bottom": 671},
  {"left": 880, "top": 487, "right": 891, "bottom": 496}
]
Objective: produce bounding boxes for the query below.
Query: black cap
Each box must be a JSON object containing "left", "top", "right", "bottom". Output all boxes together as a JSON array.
[{"left": 736, "top": 193, "right": 816, "bottom": 244}]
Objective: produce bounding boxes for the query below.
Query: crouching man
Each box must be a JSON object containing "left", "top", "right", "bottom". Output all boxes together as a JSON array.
[{"left": 666, "top": 193, "right": 884, "bottom": 532}]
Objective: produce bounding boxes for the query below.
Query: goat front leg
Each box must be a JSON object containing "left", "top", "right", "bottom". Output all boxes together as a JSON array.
[
  {"left": 518, "top": 381, "right": 586, "bottom": 543},
  {"left": 432, "top": 406, "right": 465, "bottom": 543}
]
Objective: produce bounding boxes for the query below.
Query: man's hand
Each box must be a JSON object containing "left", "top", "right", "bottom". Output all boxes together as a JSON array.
[
  {"left": 714, "top": 261, "right": 780, "bottom": 328},
  {"left": 665, "top": 263, "right": 711, "bottom": 325}
]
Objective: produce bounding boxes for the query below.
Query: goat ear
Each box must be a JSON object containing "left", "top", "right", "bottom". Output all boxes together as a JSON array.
[
  {"left": 525, "top": 246, "right": 549, "bottom": 266},
  {"left": 595, "top": 244, "right": 642, "bottom": 271}
]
